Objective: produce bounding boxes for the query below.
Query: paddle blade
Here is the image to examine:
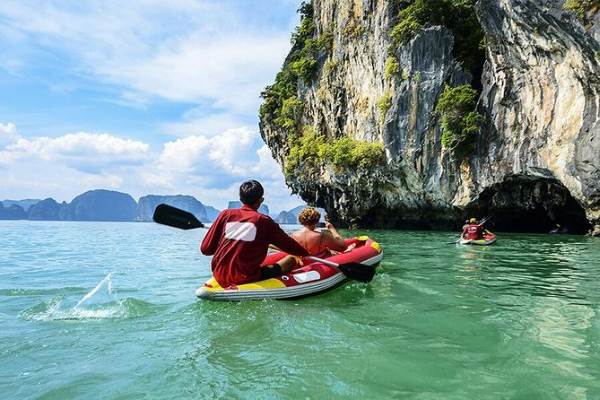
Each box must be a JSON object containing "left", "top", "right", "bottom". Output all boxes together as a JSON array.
[
  {"left": 153, "top": 204, "right": 204, "bottom": 230},
  {"left": 337, "top": 262, "right": 376, "bottom": 283}
]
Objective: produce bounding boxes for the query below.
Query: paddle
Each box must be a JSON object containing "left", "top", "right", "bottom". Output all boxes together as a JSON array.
[
  {"left": 478, "top": 216, "right": 492, "bottom": 226},
  {"left": 307, "top": 256, "right": 376, "bottom": 283},
  {"left": 152, "top": 203, "right": 377, "bottom": 283},
  {"left": 153, "top": 203, "right": 204, "bottom": 230}
]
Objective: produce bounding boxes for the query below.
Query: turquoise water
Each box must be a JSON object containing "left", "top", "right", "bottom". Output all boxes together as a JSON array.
[{"left": 1, "top": 220, "right": 599, "bottom": 399}]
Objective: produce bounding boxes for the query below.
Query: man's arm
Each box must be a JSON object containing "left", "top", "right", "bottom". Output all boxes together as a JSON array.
[
  {"left": 200, "top": 212, "right": 225, "bottom": 255},
  {"left": 266, "top": 218, "right": 309, "bottom": 257},
  {"left": 323, "top": 222, "right": 347, "bottom": 251}
]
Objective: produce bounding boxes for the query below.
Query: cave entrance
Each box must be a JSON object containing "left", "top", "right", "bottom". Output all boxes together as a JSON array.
[{"left": 468, "top": 175, "right": 591, "bottom": 234}]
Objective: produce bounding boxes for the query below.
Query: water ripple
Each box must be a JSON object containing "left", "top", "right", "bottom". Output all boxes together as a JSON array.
[{"left": 1, "top": 222, "right": 600, "bottom": 399}]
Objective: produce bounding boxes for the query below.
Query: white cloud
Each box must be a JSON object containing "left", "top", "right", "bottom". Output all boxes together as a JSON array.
[
  {"left": 161, "top": 109, "right": 250, "bottom": 138},
  {"left": 255, "top": 145, "right": 284, "bottom": 179},
  {"left": 9, "top": 133, "right": 149, "bottom": 158},
  {"left": 0, "top": 122, "right": 300, "bottom": 212},
  {"left": 0, "top": 1, "right": 304, "bottom": 212},
  {"left": 0, "top": 131, "right": 149, "bottom": 173},
  {"left": 153, "top": 127, "right": 279, "bottom": 186},
  {"left": 100, "top": 34, "right": 290, "bottom": 113},
  {"left": 146, "top": 127, "right": 300, "bottom": 212},
  {"left": 0, "top": 123, "right": 19, "bottom": 147},
  {"left": 0, "top": 1, "right": 294, "bottom": 113}
]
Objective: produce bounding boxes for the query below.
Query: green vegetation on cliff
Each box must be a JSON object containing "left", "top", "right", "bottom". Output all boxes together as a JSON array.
[
  {"left": 285, "top": 128, "right": 386, "bottom": 176},
  {"left": 563, "top": 0, "right": 600, "bottom": 22},
  {"left": 377, "top": 92, "right": 393, "bottom": 122},
  {"left": 385, "top": 56, "right": 401, "bottom": 80},
  {"left": 390, "top": 0, "right": 484, "bottom": 78},
  {"left": 274, "top": 96, "right": 303, "bottom": 130},
  {"left": 436, "top": 84, "right": 482, "bottom": 158},
  {"left": 260, "top": 2, "right": 332, "bottom": 134}
]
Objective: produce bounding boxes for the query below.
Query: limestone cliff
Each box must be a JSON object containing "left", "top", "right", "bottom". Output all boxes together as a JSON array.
[{"left": 260, "top": 0, "right": 600, "bottom": 232}]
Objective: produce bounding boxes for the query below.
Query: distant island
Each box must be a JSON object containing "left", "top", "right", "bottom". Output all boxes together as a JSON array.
[
  {"left": 227, "top": 201, "right": 270, "bottom": 216},
  {"left": 0, "top": 189, "right": 309, "bottom": 224}
]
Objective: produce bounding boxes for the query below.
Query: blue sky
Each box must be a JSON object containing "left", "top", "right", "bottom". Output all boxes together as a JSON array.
[{"left": 0, "top": 0, "right": 303, "bottom": 213}]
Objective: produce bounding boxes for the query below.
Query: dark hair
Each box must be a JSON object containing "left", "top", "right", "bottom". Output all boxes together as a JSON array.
[{"left": 239, "top": 180, "right": 264, "bottom": 205}]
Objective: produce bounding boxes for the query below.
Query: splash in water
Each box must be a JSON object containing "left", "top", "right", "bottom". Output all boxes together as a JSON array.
[
  {"left": 73, "top": 272, "right": 115, "bottom": 309},
  {"left": 22, "top": 273, "right": 128, "bottom": 321}
]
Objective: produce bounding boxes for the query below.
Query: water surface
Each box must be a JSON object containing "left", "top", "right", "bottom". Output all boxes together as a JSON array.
[{"left": 1, "top": 221, "right": 599, "bottom": 399}]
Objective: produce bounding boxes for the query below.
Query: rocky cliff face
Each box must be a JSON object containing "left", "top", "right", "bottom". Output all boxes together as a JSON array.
[
  {"left": 467, "top": 0, "right": 600, "bottom": 232},
  {"left": 260, "top": 0, "right": 600, "bottom": 232}
]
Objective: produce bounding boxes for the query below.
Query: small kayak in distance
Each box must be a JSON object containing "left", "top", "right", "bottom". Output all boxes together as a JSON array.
[
  {"left": 459, "top": 232, "right": 497, "bottom": 246},
  {"left": 195, "top": 236, "right": 383, "bottom": 301}
]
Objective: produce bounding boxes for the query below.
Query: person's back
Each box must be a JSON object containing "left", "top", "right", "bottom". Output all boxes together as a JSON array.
[
  {"left": 292, "top": 228, "right": 333, "bottom": 257},
  {"left": 291, "top": 207, "right": 346, "bottom": 256},
  {"left": 203, "top": 206, "right": 273, "bottom": 286},
  {"left": 463, "top": 218, "right": 484, "bottom": 240},
  {"left": 201, "top": 180, "right": 308, "bottom": 287}
]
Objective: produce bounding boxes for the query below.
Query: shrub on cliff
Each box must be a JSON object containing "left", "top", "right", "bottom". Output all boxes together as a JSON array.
[
  {"left": 274, "top": 96, "right": 303, "bottom": 129},
  {"left": 285, "top": 128, "right": 327, "bottom": 176},
  {"left": 563, "top": 0, "right": 600, "bottom": 22},
  {"left": 285, "top": 128, "right": 386, "bottom": 176},
  {"left": 330, "top": 138, "right": 386, "bottom": 169},
  {"left": 385, "top": 56, "right": 401, "bottom": 80},
  {"left": 390, "top": 0, "right": 484, "bottom": 78},
  {"left": 436, "top": 84, "right": 482, "bottom": 157},
  {"left": 260, "top": 1, "right": 333, "bottom": 134},
  {"left": 377, "top": 92, "right": 393, "bottom": 122},
  {"left": 391, "top": 12, "right": 422, "bottom": 44}
]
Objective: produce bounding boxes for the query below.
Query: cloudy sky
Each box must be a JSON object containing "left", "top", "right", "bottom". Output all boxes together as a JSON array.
[{"left": 0, "top": 0, "right": 303, "bottom": 213}]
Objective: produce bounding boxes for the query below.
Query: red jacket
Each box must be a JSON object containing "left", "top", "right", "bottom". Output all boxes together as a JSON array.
[
  {"left": 463, "top": 224, "right": 484, "bottom": 240},
  {"left": 200, "top": 205, "right": 308, "bottom": 287}
]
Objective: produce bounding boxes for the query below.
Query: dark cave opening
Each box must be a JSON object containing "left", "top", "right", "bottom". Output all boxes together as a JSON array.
[{"left": 467, "top": 176, "right": 591, "bottom": 234}]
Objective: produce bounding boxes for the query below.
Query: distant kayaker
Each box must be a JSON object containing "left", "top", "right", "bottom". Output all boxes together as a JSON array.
[
  {"left": 291, "top": 207, "right": 347, "bottom": 257},
  {"left": 200, "top": 180, "right": 308, "bottom": 288},
  {"left": 462, "top": 218, "right": 485, "bottom": 240},
  {"left": 549, "top": 224, "right": 569, "bottom": 234}
]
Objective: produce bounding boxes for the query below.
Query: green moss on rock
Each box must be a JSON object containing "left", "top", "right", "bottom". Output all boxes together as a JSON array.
[
  {"left": 563, "top": 0, "right": 600, "bottom": 22},
  {"left": 385, "top": 56, "right": 401, "bottom": 80},
  {"left": 377, "top": 92, "right": 393, "bottom": 122},
  {"left": 436, "top": 84, "right": 483, "bottom": 158}
]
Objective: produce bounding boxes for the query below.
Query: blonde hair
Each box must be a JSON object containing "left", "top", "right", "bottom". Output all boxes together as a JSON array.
[{"left": 298, "top": 207, "right": 321, "bottom": 226}]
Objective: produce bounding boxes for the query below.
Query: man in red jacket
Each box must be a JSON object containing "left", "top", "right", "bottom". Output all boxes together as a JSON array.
[
  {"left": 200, "top": 180, "right": 309, "bottom": 288},
  {"left": 462, "top": 218, "right": 484, "bottom": 240}
]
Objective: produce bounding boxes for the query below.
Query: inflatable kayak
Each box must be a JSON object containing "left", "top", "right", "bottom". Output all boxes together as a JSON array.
[
  {"left": 195, "top": 236, "right": 383, "bottom": 301},
  {"left": 459, "top": 231, "right": 497, "bottom": 246}
]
